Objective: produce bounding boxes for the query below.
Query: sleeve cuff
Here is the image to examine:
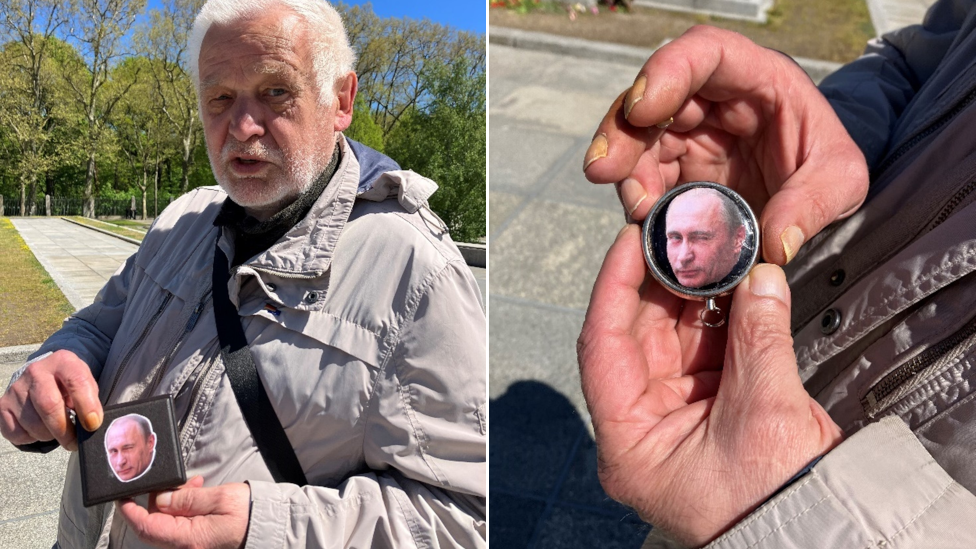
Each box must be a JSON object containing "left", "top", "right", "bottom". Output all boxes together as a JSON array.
[
  {"left": 707, "top": 416, "right": 976, "bottom": 548},
  {"left": 243, "top": 480, "right": 288, "bottom": 549}
]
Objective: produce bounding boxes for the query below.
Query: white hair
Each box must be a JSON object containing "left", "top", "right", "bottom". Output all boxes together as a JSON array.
[{"left": 187, "top": 0, "right": 356, "bottom": 105}]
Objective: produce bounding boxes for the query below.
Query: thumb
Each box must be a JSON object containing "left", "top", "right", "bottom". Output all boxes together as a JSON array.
[
  {"left": 156, "top": 484, "right": 219, "bottom": 516},
  {"left": 721, "top": 264, "right": 805, "bottom": 403},
  {"left": 759, "top": 158, "right": 868, "bottom": 266}
]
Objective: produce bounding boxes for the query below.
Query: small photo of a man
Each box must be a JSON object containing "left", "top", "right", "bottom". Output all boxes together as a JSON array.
[
  {"left": 665, "top": 187, "right": 746, "bottom": 288},
  {"left": 104, "top": 414, "right": 157, "bottom": 483}
]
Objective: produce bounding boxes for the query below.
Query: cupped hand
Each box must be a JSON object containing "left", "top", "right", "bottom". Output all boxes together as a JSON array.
[
  {"left": 576, "top": 224, "right": 843, "bottom": 545},
  {"left": 118, "top": 476, "right": 251, "bottom": 549},
  {"left": 0, "top": 350, "right": 102, "bottom": 450},
  {"left": 583, "top": 25, "right": 869, "bottom": 265}
]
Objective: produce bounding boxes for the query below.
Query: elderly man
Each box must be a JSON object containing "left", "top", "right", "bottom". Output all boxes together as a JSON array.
[
  {"left": 664, "top": 188, "right": 745, "bottom": 288},
  {"left": 0, "top": 0, "right": 486, "bottom": 547},
  {"left": 105, "top": 415, "right": 156, "bottom": 482}
]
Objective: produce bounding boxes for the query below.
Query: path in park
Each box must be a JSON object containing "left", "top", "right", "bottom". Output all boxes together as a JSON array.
[
  {"left": 10, "top": 218, "right": 139, "bottom": 311},
  {"left": 0, "top": 218, "right": 135, "bottom": 548}
]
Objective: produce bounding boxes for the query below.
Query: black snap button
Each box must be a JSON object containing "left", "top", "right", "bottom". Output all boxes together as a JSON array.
[
  {"left": 821, "top": 308, "right": 841, "bottom": 334},
  {"left": 306, "top": 291, "right": 318, "bottom": 303},
  {"left": 829, "top": 269, "right": 845, "bottom": 286}
]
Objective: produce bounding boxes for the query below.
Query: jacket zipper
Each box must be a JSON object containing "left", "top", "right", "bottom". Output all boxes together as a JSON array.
[
  {"left": 144, "top": 292, "right": 212, "bottom": 397},
  {"left": 873, "top": 88, "right": 976, "bottom": 181},
  {"left": 104, "top": 293, "right": 174, "bottom": 402},
  {"left": 178, "top": 355, "right": 221, "bottom": 450},
  {"left": 929, "top": 178, "right": 976, "bottom": 231},
  {"left": 861, "top": 314, "right": 976, "bottom": 418}
]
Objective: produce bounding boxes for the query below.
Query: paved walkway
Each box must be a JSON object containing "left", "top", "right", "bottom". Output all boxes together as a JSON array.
[
  {"left": 10, "top": 218, "right": 138, "bottom": 311},
  {"left": 0, "top": 218, "right": 131, "bottom": 548},
  {"left": 870, "top": 0, "right": 936, "bottom": 35},
  {"left": 489, "top": 44, "right": 648, "bottom": 548}
]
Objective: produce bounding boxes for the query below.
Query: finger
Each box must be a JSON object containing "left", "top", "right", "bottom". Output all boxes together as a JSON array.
[
  {"left": 148, "top": 476, "right": 205, "bottom": 513},
  {"left": 155, "top": 484, "right": 225, "bottom": 517},
  {"left": 579, "top": 224, "right": 680, "bottom": 421},
  {"left": 53, "top": 353, "right": 102, "bottom": 432},
  {"left": 584, "top": 90, "right": 670, "bottom": 185},
  {"left": 759, "top": 150, "right": 868, "bottom": 264},
  {"left": 118, "top": 498, "right": 188, "bottom": 548},
  {"left": 719, "top": 264, "right": 809, "bottom": 408},
  {"left": 623, "top": 26, "right": 781, "bottom": 129},
  {"left": 24, "top": 374, "right": 75, "bottom": 449}
]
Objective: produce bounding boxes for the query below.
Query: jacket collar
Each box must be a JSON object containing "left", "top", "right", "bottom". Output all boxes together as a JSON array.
[{"left": 221, "top": 135, "right": 363, "bottom": 279}]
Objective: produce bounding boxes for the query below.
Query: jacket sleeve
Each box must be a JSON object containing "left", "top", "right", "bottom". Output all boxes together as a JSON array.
[
  {"left": 245, "top": 258, "right": 487, "bottom": 549},
  {"left": 818, "top": 0, "right": 974, "bottom": 169},
  {"left": 699, "top": 416, "right": 976, "bottom": 549},
  {"left": 27, "top": 252, "right": 135, "bottom": 381}
]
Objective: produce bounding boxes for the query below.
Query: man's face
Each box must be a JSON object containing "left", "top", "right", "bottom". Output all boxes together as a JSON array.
[
  {"left": 665, "top": 191, "right": 745, "bottom": 288},
  {"left": 105, "top": 419, "right": 155, "bottom": 481},
  {"left": 197, "top": 7, "right": 355, "bottom": 220}
]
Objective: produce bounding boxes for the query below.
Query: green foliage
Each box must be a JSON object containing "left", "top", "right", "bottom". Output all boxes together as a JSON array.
[
  {"left": 0, "top": 1, "right": 485, "bottom": 237},
  {"left": 345, "top": 95, "right": 386, "bottom": 152},
  {"left": 385, "top": 59, "right": 486, "bottom": 243}
]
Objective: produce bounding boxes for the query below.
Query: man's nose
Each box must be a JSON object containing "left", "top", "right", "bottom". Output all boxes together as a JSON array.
[
  {"left": 677, "top": 242, "right": 694, "bottom": 265},
  {"left": 228, "top": 98, "right": 265, "bottom": 142}
]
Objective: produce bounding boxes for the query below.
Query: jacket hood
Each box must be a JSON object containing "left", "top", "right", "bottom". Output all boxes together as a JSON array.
[{"left": 346, "top": 137, "right": 401, "bottom": 194}]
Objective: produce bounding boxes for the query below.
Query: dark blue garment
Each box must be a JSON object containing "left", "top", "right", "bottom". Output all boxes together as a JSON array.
[{"left": 346, "top": 137, "right": 401, "bottom": 194}]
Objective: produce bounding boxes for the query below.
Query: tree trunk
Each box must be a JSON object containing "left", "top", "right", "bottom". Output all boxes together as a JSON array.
[
  {"left": 142, "top": 170, "right": 148, "bottom": 221},
  {"left": 19, "top": 178, "right": 26, "bottom": 217},
  {"left": 84, "top": 151, "right": 96, "bottom": 218},
  {"left": 154, "top": 163, "right": 161, "bottom": 218}
]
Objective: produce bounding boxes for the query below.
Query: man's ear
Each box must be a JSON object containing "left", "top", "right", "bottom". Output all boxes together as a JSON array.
[
  {"left": 148, "top": 433, "right": 156, "bottom": 451},
  {"left": 333, "top": 71, "right": 358, "bottom": 132},
  {"left": 734, "top": 225, "right": 746, "bottom": 253}
]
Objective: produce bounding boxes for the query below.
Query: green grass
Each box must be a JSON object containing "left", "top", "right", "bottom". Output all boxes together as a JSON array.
[
  {"left": 0, "top": 218, "right": 75, "bottom": 346},
  {"left": 66, "top": 216, "right": 146, "bottom": 242},
  {"left": 491, "top": 0, "right": 876, "bottom": 63}
]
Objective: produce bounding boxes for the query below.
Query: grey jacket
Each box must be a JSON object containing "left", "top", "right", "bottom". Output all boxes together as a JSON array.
[
  {"left": 34, "top": 137, "right": 487, "bottom": 548},
  {"left": 681, "top": 0, "right": 976, "bottom": 546}
]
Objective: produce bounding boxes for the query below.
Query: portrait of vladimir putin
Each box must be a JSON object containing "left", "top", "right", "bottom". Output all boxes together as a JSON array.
[
  {"left": 104, "top": 414, "right": 157, "bottom": 482},
  {"left": 665, "top": 187, "right": 746, "bottom": 288}
]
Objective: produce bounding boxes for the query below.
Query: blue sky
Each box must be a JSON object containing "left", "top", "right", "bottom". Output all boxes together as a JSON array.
[
  {"left": 144, "top": 1, "right": 486, "bottom": 35},
  {"left": 341, "top": 1, "right": 486, "bottom": 34}
]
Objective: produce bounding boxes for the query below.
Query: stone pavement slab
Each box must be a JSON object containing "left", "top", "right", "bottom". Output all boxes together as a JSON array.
[
  {"left": 10, "top": 218, "right": 138, "bottom": 311},
  {"left": 489, "top": 43, "right": 649, "bottom": 548}
]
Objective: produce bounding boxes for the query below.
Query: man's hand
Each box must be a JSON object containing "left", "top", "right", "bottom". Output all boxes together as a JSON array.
[
  {"left": 117, "top": 476, "right": 251, "bottom": 549},
  {"left": 0, "top": 350, "right": 102, "bottom": 450},
  {"left": 577, "top": 225, "right": 843, "bottom": 546},
  {"left": 583, "top": 25, "right": 869, "bottom": 265}
]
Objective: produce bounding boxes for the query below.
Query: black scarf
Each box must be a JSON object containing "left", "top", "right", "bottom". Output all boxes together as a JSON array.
[{"left": 214, "top": 145, "right": 341, "bottom": 267}]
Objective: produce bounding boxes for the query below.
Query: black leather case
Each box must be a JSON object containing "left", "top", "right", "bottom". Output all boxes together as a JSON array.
[{"left": 77, "top": 395, "right": 186, "bottom": 507}]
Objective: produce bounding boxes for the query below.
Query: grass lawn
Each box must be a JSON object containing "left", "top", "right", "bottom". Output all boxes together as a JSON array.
[
  {"left": 65, "top": 216, "right": 145, "bottom": 242},
  {"left": 0, "top": 218, "right": 75, "bottom": 346},
  {"left": 491, "top": 0, "right": 876, "bottom": 63}
]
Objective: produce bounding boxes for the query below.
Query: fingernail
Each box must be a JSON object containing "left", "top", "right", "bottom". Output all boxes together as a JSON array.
[
  {"left": 85, "top": 412, "right": 101, "bottom": 431},
  {"left": 619, "top": 178, "right": 647, "bottom": 216},
  {"left": 156, "top": 491, "right": 173, "bottom": 508},
  {"left": 656, "top": 116, "right": 674, "bottom": 129},
  {"left": 624, "top": 75, "right": 646, "bottom": 119},
  {"left": 780, "top": 226, "right": 804, "bottom": 263},
  {"left": 748, "top": 264, "right": 788, "bottom": 303},
  {"left": 615, "top": 223, "right": 635, "bottom": 242},
  {"left": 583, "top": 134, "right": 608, "bottom": 171}
]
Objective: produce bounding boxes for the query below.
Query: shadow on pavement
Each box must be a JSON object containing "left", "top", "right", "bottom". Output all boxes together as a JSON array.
[{"left": 490, "top": 380, "right": 650, "bottom": 548}]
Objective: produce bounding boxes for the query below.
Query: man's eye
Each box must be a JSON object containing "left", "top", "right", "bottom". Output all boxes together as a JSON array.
[{"left": 267, "top": 88, "right": 288, "bottom": 98}]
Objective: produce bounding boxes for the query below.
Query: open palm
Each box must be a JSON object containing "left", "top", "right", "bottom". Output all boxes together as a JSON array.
[{"left": 578, "top": 225, "right": 843, "bottom": 546}]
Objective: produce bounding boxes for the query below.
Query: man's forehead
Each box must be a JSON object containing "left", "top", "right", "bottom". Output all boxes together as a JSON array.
[{"left": 198, "top": 13, "right": 308, "bottom": 83}]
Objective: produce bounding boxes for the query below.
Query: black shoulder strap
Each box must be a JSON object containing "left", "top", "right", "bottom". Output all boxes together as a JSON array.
[{"left": 211, "top": 243, "right": 308, "bottom": 486}]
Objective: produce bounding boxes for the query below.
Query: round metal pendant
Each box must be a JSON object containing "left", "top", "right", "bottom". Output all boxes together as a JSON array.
[{"left": 641, "top": 182, "right": 760, "bottom": 327}]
